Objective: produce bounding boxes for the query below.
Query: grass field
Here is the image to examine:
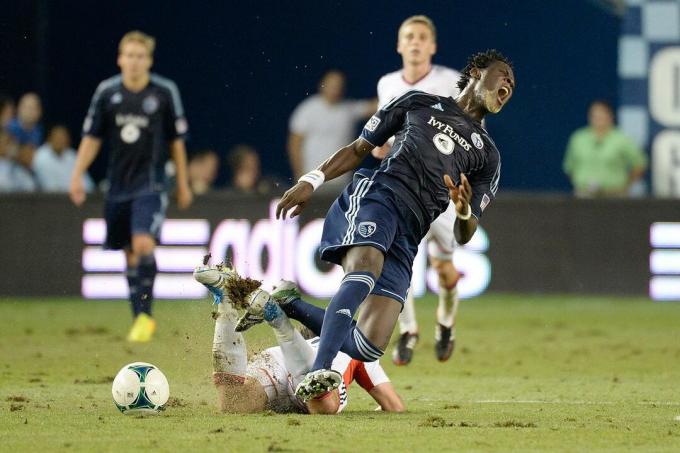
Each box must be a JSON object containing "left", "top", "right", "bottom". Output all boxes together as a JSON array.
[{"left": 1, "top": 294, "right": 680, "bottom": 452}]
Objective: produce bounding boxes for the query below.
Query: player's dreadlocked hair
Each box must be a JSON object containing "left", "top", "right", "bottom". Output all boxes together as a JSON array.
[{"left": 457, "top": 49, "right": 513, "bottom": 92}]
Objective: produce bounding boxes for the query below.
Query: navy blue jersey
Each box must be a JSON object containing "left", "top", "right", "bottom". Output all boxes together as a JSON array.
[
  {"left": 360, "top": 90, "right": 500, "bottom": 227},
  {"left": 83, "top": 74, "right": 188, "bottom": 200}
]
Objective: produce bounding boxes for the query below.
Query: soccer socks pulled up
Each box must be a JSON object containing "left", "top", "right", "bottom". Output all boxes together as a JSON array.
[
  {"left": 312, "top": 272, "right": 378, "bottom": 370},
  {"left": 212, "top": 302, "right": 247, "bottom": 385},
  {"left": 280, "top": 295, "right": 382, "bottom": 363},
  {"left": 436, "top": 285, "right": 459, "bottom": 329},
  {"left": 398, "top": 288, "right": 418, "bottom": 334},
  {"left": 137, "top": 254, "right": 157, "bottom": 316},
  {"left": 126, "top": 267, "right": 142, "bottom": 317},
  {"left": 265, "top": 302, "right": 315, "bottom": 385}
]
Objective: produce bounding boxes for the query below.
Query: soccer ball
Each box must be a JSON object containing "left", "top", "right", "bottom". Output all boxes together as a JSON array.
[{"left": 112, "top": 362, "right": 169, "bottom": 414}]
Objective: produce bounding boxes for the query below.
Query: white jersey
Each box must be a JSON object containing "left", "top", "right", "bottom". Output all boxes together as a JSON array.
[
  {"left": 377, "top": 64, "right": 461, "bottom": 108},
  {"left": 247, "top": 337, "right": 389, "bottom": 414}
]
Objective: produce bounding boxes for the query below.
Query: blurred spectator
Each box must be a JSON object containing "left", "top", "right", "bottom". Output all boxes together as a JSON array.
[
  {"left": 563, "top": 100, "right": 647, "bottom": 197},
  {"left": 288, "top": 70, "right": 376, "bottom": 190},
  {"left": 188, "top": 149, "right": 219, "bottom": 195},
  {"left": 7, "top": 92, "right": 43, "bottom": 147},
  {"left": 0, "top": 94, "right": 14, "bottom": 128},
  {"left": 0, "top": 129, "right": 36, "bottom": 192},
  {"left": 228, "top": 144, "right": 261, "bottom": 193},
  {"left": 33, "top": 125, "right": 94, "bottom": 193}
]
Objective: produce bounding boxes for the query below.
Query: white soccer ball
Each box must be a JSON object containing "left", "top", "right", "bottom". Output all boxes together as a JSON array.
[{"left": 112, "top": 362, "right": 169, "bottom": 414}]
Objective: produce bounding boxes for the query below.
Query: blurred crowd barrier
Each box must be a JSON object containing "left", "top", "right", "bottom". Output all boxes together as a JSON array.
[{"left": 1, "top": 193, "right": 679, "bottom": 300}]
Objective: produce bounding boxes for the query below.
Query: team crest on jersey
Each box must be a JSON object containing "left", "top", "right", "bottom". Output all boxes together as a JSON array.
[
  {"left": 120, "top": 124, "right": 141, "bottom": 144},
  {"left": 358, "top": 221, "right": 377, "bottom": 238},
  {"left": 364, "top": 115, "right": 381, "bottom": 132},
  {"left": 110, "top": 92, "right": 122, "bottom": 104},
  {"left": 433, "top": 133, "right": 455, "bottom": 155},
  {"left": 471, "top": 132, "right": 484, "bottom": 150},
  {"left": 143, "top": 95, "right": 159, "bottom": 114}
]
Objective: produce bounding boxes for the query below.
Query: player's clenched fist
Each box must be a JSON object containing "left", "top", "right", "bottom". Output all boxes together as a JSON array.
[
  {"left": 444, "top": 173, "right": 472, "bottom": 217},
  {"left": 276, "top": 181, "right": 314, "bottom": 219}
]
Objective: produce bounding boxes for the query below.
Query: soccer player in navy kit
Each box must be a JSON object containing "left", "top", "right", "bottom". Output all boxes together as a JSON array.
[
  {"left": 70, "top": 31, "right": 192, "bottom": 342},
  {"left": 275, "top": 50, "right": 514, "bottom": 400}
]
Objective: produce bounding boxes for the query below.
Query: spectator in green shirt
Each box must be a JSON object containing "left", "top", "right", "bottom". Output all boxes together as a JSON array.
[{"left": 563, "top": 100, "right": 647, "bottom": 197}]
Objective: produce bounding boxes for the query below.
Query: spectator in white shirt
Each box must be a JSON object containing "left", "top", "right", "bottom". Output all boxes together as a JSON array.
[
  {"left": 33, "top": 125, "right": 94, "bottom": 193},
  {"left": 0, "top": 129, "right": 36, "bottom": 193},
  {"left": 287, "top": 70, "right": 376, "bottom": 191}
]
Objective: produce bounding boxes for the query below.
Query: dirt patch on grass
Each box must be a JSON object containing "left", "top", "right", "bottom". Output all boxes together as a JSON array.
[
  {"left": 65, "top": 326, "right": 110, "bottom": 336},
  {"left": 493, "top": 420, "right": 537, "bottom": 428},
  {"left": 166, "top": 397, "right": 188, "bottom": 408},
  {"left": 419, "top": 415, "right": 451, "bottom": 427},
  {"left": 74, "top": 376, "right": 114, "bottom": 384},
  {"left": 10, "top": 404, "right": 24, "bottom": 411},
  {"left": 7, "top": 395, "right": 28, "bottom": 402}
]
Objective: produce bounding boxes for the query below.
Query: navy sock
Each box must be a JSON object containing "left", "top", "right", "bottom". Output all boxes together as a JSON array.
[
  {"left": 312, "top": 272, "right": 376, "bottom": 370},
  {"left": 282, "top": 296, "right": 383, "bottom": 362},
  {"left": 126, "top": 267, "right": 141, "bottom": 318},
  {"left": 137, "top": 254, "right": 157, "bottom": 316}
]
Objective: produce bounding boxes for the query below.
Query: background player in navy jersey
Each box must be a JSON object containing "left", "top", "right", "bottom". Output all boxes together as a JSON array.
[
  {"left": 275, "top": 49, "right": 514, "bottom": 400},
  {"left": 69, "top": 31, "right": 192, "bottom": 342}
]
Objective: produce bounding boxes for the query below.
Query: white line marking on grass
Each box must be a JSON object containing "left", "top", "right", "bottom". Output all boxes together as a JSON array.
[{"left": 419, "top": 399, "right": 680, "bottom": 406}]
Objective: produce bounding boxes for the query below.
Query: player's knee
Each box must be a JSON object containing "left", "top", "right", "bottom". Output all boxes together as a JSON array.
[
  {"left": 343, "top": 247, "right": 384, "bottom": 276},
  {"left": 431, "top": 259, "right": 459, "bottom": 286},
  {"left": 131, "top": 234, "right": 156, "bottom": 256}
]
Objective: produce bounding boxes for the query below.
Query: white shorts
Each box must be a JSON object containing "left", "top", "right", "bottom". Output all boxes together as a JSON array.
[
  {"left": 246, "top": 351, "right": 307, "bottom": 414},
  {"left": 424, "top": 201, "right": 456, "bottom": 261}
]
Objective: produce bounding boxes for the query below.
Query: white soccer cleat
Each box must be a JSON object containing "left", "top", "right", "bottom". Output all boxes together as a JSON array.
[
  {"left": 234, "top": 288, "right": 270, "bottom": 332},
  {"left": 193, "top": 264, "right": 235, "bottom": 305},
  {"left": 295, "top": 369, "right": 343, "bottom": 402}
]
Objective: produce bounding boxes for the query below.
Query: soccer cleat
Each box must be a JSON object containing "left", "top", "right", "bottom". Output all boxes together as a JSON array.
[
  {"left": 435, "top": 324, "right": 455, "bottom": 362},
  {"left": 234, "top": 289, "right": 270, "bottom": 332},
  {"left": 193, "top": 264, "right": 235, "bottom": 305},
  {"left": 127, "top": 313, "right": 157, "bottom": 343},
  {"left": 270, "top": 280, "right": 302, "bottom": 306},
  {"left": 294, "top": 369, "right": 343, "bottom": 402},
  {"left": 391, "top": 332, "right": 419, "bottom": 366}
]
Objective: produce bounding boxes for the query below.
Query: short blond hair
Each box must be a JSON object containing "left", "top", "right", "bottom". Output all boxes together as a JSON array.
[
  {"left": 399, "top": 15, "right": 437, "bottom": 41},
  {"left": 118, "top": 30, "right": 156, "bottom": 56}
]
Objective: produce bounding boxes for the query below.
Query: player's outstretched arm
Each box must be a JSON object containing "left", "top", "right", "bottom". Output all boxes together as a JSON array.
[
  {"left": 445, "top": 173, "right": 478, "bottom": 245},
  {"left": 170, "top": 138, "right": 193, "bottom": 209},
  {"left": 369, "top": 382, "right": 405, "bottom": 413},
  {"left": 69, "top": 136, "right": 102, "bottom": 206},
  {"left": 276, "top": 138, "right": 373, "bottom": 219}
]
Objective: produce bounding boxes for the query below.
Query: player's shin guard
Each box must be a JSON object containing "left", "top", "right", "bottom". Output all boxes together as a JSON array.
[
  {"left": 398, "top": 288, "right": 418, "bottom": 334},
  {"left": 126, "top": 267, "right": 142, "bottom": 317},
  {"left": 212, "top": 302, "right": 247, "bottom": 385},
  {"left": 137, "top": 254, "right": 156, "bottom": 316},
  {"left": 312, "top": 271, "right": 375, "bottom": 370},
  {"left": 280, "top": 297, "right": 326, "bottom": 335},
  {"left": 436, "top": 285, "right": 459, "bottom": 328}
]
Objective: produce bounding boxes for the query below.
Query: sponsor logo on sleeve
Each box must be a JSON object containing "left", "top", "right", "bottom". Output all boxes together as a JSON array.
[
  {"left": 480, "top": 194, "right": 491, "bottom": 211},
  {"left": 364, "top": 116, "right": 381, "bottom": 132}
]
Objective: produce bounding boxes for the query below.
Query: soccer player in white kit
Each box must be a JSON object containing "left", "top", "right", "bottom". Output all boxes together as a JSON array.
[
  {"left": 374, "top": 15, "right": 462, "bottom": 366},
  {"left": 194, "top": 264, "right": 404, "bottom": 414}
]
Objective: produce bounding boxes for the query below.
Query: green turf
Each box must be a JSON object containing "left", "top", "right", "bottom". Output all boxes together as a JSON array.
[{"left": 1, "top": 294, "right": 680, "bottom": 452}]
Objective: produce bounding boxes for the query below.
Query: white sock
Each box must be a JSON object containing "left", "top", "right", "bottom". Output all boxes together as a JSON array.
[
  {"left": 436, "top": 285, "right": 459, "bottom": 332},
  {"left": 212, "top": 302, "right": 247, "bottom": 384},
  {"left": 398, "top": 288, "right": 418, "bottom": 334},
  {"left": 267, "top": 304, "right": 315, "bottom": 386}
]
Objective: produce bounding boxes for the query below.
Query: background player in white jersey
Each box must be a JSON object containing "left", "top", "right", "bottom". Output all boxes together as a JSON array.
[
  {"left": 375, "top": 15, "right": 463, "bottom": 366},
  {"left": 194, "top": 265, "right": 404, "bottom": 414}
]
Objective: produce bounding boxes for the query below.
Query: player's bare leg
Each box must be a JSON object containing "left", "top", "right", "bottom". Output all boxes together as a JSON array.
[
  {"left": 126, "top": 234, "right": 158, "bottom": 342},
  {"left": 430, "top": 257, "right": 460, "bottom": 361}
]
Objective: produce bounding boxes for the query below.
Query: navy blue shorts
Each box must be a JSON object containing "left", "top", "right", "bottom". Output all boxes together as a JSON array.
[
  {"left": 319, "top": 174, "right": 423, "bottom": 304},
  {"left": 104, "top": 193, "right": 168, "bottom": 250}
]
